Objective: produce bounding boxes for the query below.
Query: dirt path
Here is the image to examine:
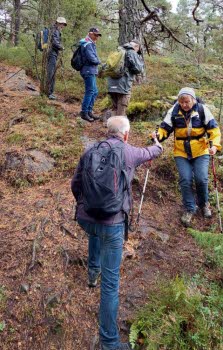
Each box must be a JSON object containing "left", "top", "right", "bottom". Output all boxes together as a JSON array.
[{"left": 0, "top": 64, "right": 212, "bottom": 350}]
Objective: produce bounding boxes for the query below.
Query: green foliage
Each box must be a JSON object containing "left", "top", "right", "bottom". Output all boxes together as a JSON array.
[
  {"left": 130, "top": 277, "right": 223, "bottom": 350},
  {"left": 0, "top": 45, "right": 32, "bottom": 69},
  {"left": 0, "top": 321, "right": 6, "bottom": 332},
  {"left": 127, "top": 101, "right": 148, "bottom": 115},
  {"left": 95, "top": 95, "right": 112, "bottom": 111},
  {"left": 189, "top": 229, "right": 223, "bottom": 269},
  {"left": 0, "top": 285, "right": 6, "bottom": 310},
  {"left": 7, "top": 133, "right": 26, "bottom": 145}
]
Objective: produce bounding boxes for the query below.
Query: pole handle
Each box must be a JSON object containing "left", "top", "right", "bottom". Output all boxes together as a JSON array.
[{"left": 209, "top": 140, "right": 213, "bottom": 148}]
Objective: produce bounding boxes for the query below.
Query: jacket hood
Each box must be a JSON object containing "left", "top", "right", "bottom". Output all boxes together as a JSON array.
[{"left": 79, "top": 38, "right": 87, "bottom": 45}]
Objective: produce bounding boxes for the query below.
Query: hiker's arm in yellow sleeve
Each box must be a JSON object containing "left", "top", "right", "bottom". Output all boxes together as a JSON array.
[
  {"left": 204, "top": 105, "right": 221, "bottom": 152},
  {"left": 150, "top": 106, "right": 175, "bottom": 142}
]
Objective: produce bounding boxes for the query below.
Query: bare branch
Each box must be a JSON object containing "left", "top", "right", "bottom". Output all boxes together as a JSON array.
[
  {"left": 192, "top": 0, "right": 204, "bottom": 26},
  {"left": 140, "top": 0, "right": 193, "bottom": 51}
]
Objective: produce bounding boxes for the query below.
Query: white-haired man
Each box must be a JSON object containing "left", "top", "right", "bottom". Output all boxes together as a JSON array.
[{"left": 71, "top": 116, "right": 163, "bottom": 350}]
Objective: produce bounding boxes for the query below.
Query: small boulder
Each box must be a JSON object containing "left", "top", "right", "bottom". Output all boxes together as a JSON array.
[{"left": 4, "top": 149, "right": 55, "bottom": 177}]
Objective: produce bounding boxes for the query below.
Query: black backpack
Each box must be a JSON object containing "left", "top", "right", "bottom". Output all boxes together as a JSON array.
[
  {"left": 81, "top": 140, "right": 129, "bottom": 219},
  {"left": 71, "top": 41, "right": 89, "bottom": 71}
]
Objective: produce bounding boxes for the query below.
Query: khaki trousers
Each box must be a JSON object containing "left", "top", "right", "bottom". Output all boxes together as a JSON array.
[{"left": 109, "top": 93, "right": 131, "bottom": 117}]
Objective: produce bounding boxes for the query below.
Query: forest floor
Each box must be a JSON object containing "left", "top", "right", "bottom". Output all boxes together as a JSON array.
[{"left": 0, "top": 63, "right": 219, "bottom": 350}]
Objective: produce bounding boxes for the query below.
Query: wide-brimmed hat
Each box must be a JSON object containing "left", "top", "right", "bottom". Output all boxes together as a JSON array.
[
  {"left": 130, "top": 39, "right": 142, "bottom": 54},
  {"left": 89, "top": 27, "right": 102, "bottom": 36},
  {"left": 178, "top": 87, "right": 196, "bottom": 99},
  {"left": 56, "top": 17, "right": 67, "bottom": 26}
]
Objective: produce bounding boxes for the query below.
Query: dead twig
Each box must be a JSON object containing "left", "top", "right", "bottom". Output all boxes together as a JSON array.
[{"left": 29, "top": 217, "right": 49, "bottom": 270}]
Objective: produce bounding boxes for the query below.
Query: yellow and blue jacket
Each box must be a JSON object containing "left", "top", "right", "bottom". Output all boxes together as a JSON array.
[{"left": 158, "top": 103, "right": 221, "bottom": 159}]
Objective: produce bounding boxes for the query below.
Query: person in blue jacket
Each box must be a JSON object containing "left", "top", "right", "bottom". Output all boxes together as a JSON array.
[
  {"left": 47, "top": 17, "right": 67, "bottom": 100},
  {"left": 79, "top": 27, "right": 101, "bottom": 122}
]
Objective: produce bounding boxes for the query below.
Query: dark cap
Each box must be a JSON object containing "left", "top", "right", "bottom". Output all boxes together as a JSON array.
[{"left": 89, "top": 27, "right": 102, "bottom": 36}]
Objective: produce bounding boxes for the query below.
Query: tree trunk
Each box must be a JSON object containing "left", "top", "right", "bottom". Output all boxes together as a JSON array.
[
  {"left": 118, "top": 0, "right": 142, "bottom": 45},
  {"left": 13, "top": 0, "right": 21, "bottom": 46}
]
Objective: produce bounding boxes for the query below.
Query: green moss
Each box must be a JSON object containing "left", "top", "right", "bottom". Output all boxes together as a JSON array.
[
  {"left": 96, "top": 95, "right": 112, "bottom": 110},
  {"left": 127, "top": 101, "right": 148, "bottom": 115},
  {"left": 7, "top": 133, "right": 26, "bottom": 145}
]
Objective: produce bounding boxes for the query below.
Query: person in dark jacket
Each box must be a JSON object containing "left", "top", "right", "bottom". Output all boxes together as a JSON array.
[
  {"left": 47, "top": 17, "right": 67, "bottom": 100},
  {"left": 108, "top": 39, "right": 144, "bottom": 117},
  {"left": 71, "top": 116, "right": 163, "bottom": 350},
  {"left": 79, "top": 27, "right": 101, "bottom": 122}
]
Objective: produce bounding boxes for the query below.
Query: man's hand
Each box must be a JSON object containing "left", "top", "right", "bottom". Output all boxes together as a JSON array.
[
  {"left": 209, "top": 145, "right": 217, "bottom": 155},
  {"left": 151, "top": 131, "right": 163, "bottom": 151}
]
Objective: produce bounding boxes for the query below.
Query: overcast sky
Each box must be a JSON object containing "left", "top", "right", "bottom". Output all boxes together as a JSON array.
[{"left": 169, "top": 0, "right": 179, "bottom": 12}]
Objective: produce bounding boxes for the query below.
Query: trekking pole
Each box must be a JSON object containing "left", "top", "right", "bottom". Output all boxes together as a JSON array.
[
  {"left": 209, "top": 140, "right": 223, "bottom": 233},
  {"left": 3, "top": 68, "right": 24, "bottom": 83},
  {"left": 59, "top": 53, "right": 69, "bottom": 96},
  {"left": 133, "top": 126, "right": 159, "bottom": 229},
  {"left": 135, "top": 164, "right": 150, "bottom": 227}
]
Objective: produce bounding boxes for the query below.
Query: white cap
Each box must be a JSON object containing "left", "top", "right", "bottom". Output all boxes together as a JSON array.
[
  {"left": 56, "top": 17, "right": 67, "bottom": 26},
  {"left": 178, "top": 87, "right": 196, "bottom": 99}
]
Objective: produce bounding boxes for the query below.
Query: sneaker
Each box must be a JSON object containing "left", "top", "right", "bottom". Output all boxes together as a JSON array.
[
  {"left": 48, "top": 94, "right": 56, "bottom": 100},
  {"left": 202, "top": 203, "right": 212, "bottom": 218},
  {"left": 88, "top": 273, "right": 100, "bottom": 288},
  {"left": 181, "top": 211, "right": 193, "bottom": 227},
  {"left": 88, "top": 111, "right": 100, "bottom": 120},
  {"left": 80, "top": 111, "right": 94, "bottom": 123}
]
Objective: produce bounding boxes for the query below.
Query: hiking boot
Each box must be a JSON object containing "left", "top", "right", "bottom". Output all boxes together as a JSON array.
[
  {"left": 88, "top": 273, "right": 100, "bottom": 288},
  {"left": 80, "top": 111, "right": 94, "bottom": 123},
  {"left": 202, "top": 202, "right": 212, "bottom": 218},
  {"left": 88, "top": 111, "right": 100, "bottom": 120},
  {"left": 48, "top": 94, "right": 56, "bottom": 100},
  {"left": 181, "top": 211, "right": 193, "bottom": 227}
]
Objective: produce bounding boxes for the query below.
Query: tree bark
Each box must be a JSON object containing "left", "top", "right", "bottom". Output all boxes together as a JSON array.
[
  {"left": 118, "top": 0, "right": 142, "bottom": 45},
  {"left": 13, "top": 0, "right": 21, "bottom": 46}
]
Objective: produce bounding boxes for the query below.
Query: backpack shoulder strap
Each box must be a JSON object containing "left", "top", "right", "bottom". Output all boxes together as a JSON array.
[{"left": 197, "top": 103, "right": 205, "bottom": 123}]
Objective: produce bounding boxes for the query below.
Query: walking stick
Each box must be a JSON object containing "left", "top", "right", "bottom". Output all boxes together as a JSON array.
[
  {"left": 3, "top": 68, "right": 24, "bottom": 83},
  {"left": 209, "top": 140, "right": 223, "bottom": 233},
  {"left": 133, "top": 126, "right": 159, "bottom": 229},
  {"left": 135, "top": 165, "right": 150, "bottom": 226}
]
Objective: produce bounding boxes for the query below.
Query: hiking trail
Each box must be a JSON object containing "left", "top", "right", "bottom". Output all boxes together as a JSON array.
[{"left": 0, "top": 64, "right": 213, "bottom": 350}]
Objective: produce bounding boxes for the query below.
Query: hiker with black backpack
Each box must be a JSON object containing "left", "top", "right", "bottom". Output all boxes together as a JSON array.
[
  {"left": 155, "top": 87, "right": 221, "bottom": 227},
  {"left": 71, "top": 116, "right": 163, "bottom": 350},
  {"left": 76, "top": 27, "right": 102, "bottom": 123},
  {"left": 107, "top": 39, "right": 144, "bottom": 117},
  {"left": 46, "top": 17, "right": 67, "bottom": 100}
]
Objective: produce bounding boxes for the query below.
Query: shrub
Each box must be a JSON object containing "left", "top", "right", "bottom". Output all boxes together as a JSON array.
[
  {"left": 189, "top": 229, "right": 223, "bottom": 269},
  {"left": 130, "top": 277, "right": 223, "bottom": 350}
]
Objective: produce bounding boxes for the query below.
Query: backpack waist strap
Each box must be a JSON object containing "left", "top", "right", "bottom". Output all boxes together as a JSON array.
[{"left": 176, "top": 132, "right": 206, "bottom": 141}]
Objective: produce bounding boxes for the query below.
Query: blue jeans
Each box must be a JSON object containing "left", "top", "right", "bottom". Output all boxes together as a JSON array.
[
  {"left": 78, "top": 219, "right": 124, "bottom": 350},
  {"left": 175, "top": 155, "right": 210, "bottom": 212},
  {"left": 81, "top": 74, "right": 98, "bottom": 113},
  {"left": 47, "top": 53, "right": 57, "bottom": 95}
]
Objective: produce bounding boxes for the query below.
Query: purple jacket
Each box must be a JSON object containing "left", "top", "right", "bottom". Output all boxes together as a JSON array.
[{"left": 71, "top": 136, "right": 162, "bottom": 225}]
